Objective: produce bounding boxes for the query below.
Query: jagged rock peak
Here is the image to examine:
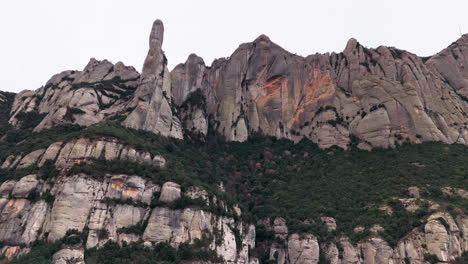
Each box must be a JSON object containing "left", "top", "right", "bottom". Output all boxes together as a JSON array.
[
  {"left": 8, "top": 57, "right": 140, "bottom": 131},
  {"left": 345, "top": 37, "right": 359, "bottom": 47},
  {"left": 149, "top": 19, "right": 164, "bottom": 50},
  {"left": 343, "top": 37, "right": 362, "bottom": 54},
  {"left": 123, "top": 18, "right": 183, "bottom": 139},
  {"left": 187, "top": 53, "right": 205, "bottom": 64},
  {"left": 170, "top": 23, "right": 468, "bottom": 147},
  {"left": 5, "top": 19, "right": 468, "bottom": 149},
  {"left": 254, "top": 34, "right": 271, "bottom": 43},
  {"left": 171, "top": 54, "right": 206, "bottom": 106},
  {"left": 141, "top": 19, "right": 166, "bottom": 79},
  {"left": 451, "top": 33, "right": 468, "bottom": 46}
]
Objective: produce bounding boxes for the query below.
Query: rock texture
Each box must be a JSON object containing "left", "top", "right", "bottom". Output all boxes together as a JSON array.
[
  {"left": 1, "top": 19, "right": 468, "bottom": 263},
  {"left": 122, "top": 19, "right": 183, "bottom": 139},
  {"left": 6, "top": 20, "right": 468, "bottom": 149},
  {"left": 0, "top": 173, "right": 257, "bottom": 263},
  {"left": 9, "top": 59, "right": 139, "bottom": 131},
  {"left": 1, "top": 137, "right": 166, "bottom": 170},
  {"left": 52, "top": 247, "right": 85, "bottom": 264},
  {"left": 258, "top": 213, "right": 468, "bottom": 264},
  {"left": 172, "top": 35, "right": 468, "bottom": 148}
]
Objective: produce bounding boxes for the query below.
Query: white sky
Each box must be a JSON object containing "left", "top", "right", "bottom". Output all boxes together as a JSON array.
[{"left": 1, "top": 0, "right": 467, "bottom": 93}]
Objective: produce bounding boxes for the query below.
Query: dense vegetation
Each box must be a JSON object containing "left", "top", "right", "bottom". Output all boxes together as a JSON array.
[
  {"left": 0, "top": 124, "right": 83, "bottom": 162},
  {"left": 9, "top": 229, "right": 220, "bottom": 264},
  {"left": 85, "top": 238, "right": 221, "bottom": 264},
  {"left": 0, "top": 91, "right": 15, "bottom": 137},
  {"left": 451, "top": 251, "right": 468, "bottom": 264},
  {"left": 44, "top": 122, "right": 468, "bottom": 242},
  {"left": 1, "top": 119, "right": 467, "bottom": 262}
]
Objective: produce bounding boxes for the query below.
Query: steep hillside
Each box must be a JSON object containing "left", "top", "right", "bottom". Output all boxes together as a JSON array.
[
  {"left": 0, "top": 121, "right": 466, "bottom": 263},
  {"left": 0, "top": 19, "right": 467, "bottom": 264}
]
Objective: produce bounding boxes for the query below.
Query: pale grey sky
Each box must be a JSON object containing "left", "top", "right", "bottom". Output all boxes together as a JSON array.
[{"left": 1, "top": 0, "right": 467, "bottom": 93}]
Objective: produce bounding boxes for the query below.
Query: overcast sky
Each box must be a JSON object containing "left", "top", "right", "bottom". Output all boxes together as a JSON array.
[{"left": 1, "top": 0, "right": 467, "bottom": 93}]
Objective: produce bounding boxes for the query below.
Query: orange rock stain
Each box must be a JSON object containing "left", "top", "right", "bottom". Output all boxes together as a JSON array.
[
  {"left": 6, "top": 199, "right": 27, "bottom": 217},
  {"left": 123, "top": 186, "right": 139, "bottom": 198},
  {"left": 3, "top": 245, "right": 21, "bottom": 260},
  {"left": 291, "top": 69, "right": 336, "bottom": 126},
  {"left": 111, "top": 179, "right": 124, "bottom": 191},
  {"left": 256, "top": 76, "right": 286, "bottom": 106}
]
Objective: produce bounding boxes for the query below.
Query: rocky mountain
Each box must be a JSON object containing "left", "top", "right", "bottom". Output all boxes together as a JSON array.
[
  {"left": 8, "top": 58, "right": 139, "bottom": 131},
  {"left": 122, "top": 20, "right": 183, "bottom": 139},
  {"left": 171, "top": 34, "right": 468, "bottom": 149},
  {"left": 6, "top": 19, "right": 468, "bottom": 150},
  {"left": 0, "top": 19, "right": 467, "bottom": 264}
]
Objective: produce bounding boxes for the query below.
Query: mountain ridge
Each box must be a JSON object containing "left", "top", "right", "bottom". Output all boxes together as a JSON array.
[{"left": 3, "top": 19, "right": 467, "bottom": 150}]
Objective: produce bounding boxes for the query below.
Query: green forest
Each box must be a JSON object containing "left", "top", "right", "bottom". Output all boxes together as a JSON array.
[{"left": 0, "top": 116, "right": 467, "bottom": 263}]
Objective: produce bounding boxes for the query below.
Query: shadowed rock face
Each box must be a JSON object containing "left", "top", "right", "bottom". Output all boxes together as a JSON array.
[
  {"left": 6, "top": 19, "right": 468, "bottom": 149},
  {"left": 171, "top": 54, "right": 206, "bottom": 106}
]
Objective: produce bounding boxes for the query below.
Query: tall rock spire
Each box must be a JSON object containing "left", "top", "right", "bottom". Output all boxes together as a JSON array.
[
  {"left": 123, "top": 19, "right": 183, "bottom": 139},
  {"left": 141, "top": 19, "right": 165, "bottom": 79}
]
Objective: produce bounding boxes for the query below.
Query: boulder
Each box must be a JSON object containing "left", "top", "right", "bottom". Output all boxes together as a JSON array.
[
  {"left": 159, "top": 182, "right": 181, "bottom": 203},
  {"left": 408, "top": 186, "right": 421, "bottom": 198},
  {"left": 52, "top": 247, "right": 85, "bottom": 264},
  {"left": 287, "top": 233, "right": 319, "bottom": 264},
  {"left": 321, "top": 216, "right": 337, "bottom": 231},
  {"left": 11, "top": 174, "right": 39, "bottom": 198}
]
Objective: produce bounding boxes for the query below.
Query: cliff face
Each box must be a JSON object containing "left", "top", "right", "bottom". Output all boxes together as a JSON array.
[
  {"left": 0, "top": 19, "right": 467, "bottom": 264},
  {"left": 6, "top": 19, "right": 468, "bottom": 149},
  {"left": 0, "top": 137, "right": 256, "bottom": 263},
  {"left": 171, "top": 35, "right": 468, "bottom": 149},
  {"left": 259, "top": 213, "right": 468, "bottom": 264},
  {"left": 0, "top": 136, "right": 466, "bottom": 264},
  {"left": 0, "top": 174, "right": 256, "bottom": 263},
  {"left": 8, "top": 59, "right": 139, "bottom": 131},
  {"left": 122, "top": 20, "right": 183, "bottom": 139}
]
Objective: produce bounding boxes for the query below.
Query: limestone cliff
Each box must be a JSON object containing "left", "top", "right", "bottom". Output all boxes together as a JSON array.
[{"left": 0, "top": 174, "right": 256, "bottom": 263}]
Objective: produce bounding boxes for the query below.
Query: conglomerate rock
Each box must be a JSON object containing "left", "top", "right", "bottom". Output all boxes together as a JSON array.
[
  {"left": 122, "top": 19, "right": 183, "bottom": 139},
  {"left": 6, "top": 20, "right": 467, "bottom": 149}
]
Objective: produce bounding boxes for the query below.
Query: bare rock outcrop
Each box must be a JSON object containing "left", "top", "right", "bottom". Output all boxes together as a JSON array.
[
  {"left": 123, "top": 20, "right": 183, "bottom": 139},
  {"left": 171, "top": 54, "right": 206, "bottom": 106},
  {"left": 0, "top": 173, "right": 257, "bottom": 263},
  {"left": 287, "top": 233, "right": 319, "bottom": 264},
  {"left": 258, "top": 211, "right": 468, "bottom": 264},
  {"left": 172, "top": 34, "right": 468, "bottom": 148},
  {"left": 1, "top": 137, "right": 166, "bottom": 170},
  {"left": 5, "top": 19, "right": 467, "bottom": 149},
  {"left": 9, "top": 59, "right": 139, "bottom": 131},
  {"left": 52, "top": 247, "right": 85, "bottom": 264},
  {"left": 158, "top": 181, "right": 181, "bottom": 202}
]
